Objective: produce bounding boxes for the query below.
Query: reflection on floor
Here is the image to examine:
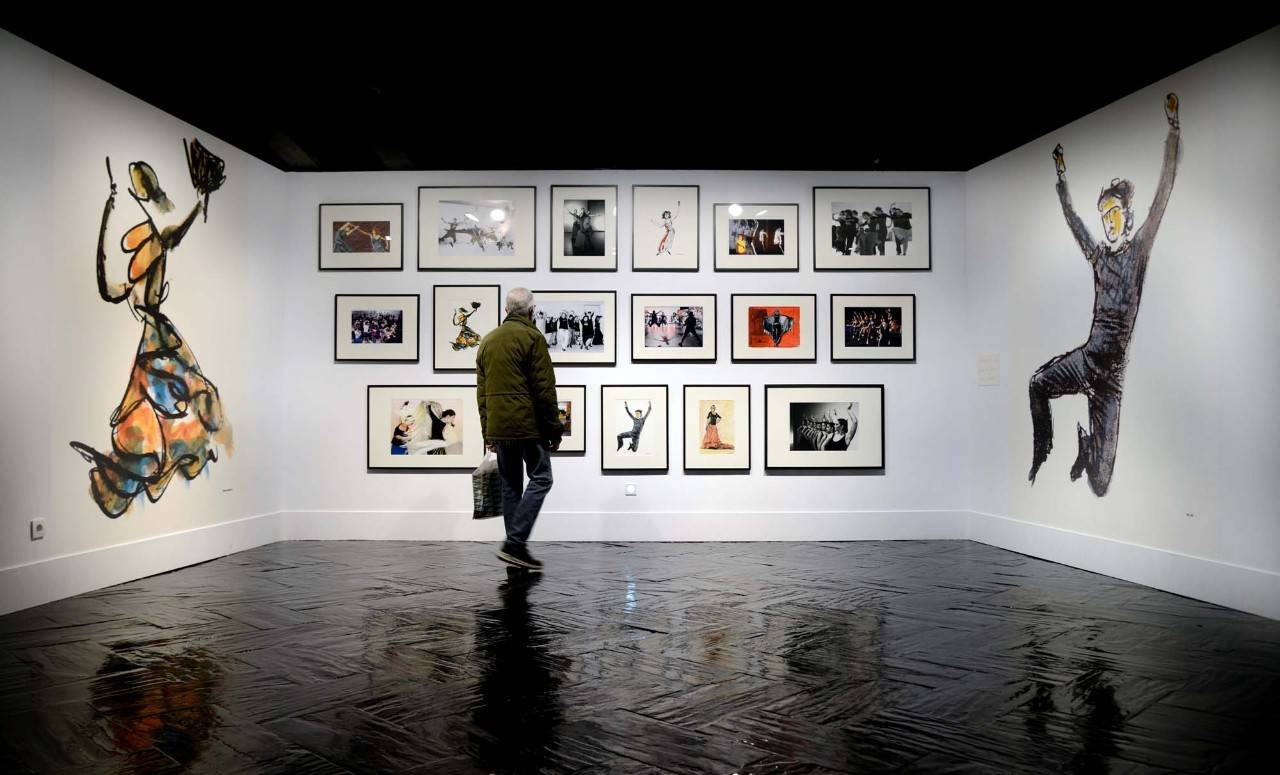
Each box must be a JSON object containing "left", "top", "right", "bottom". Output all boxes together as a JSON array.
[{"left": 1, "top": 540, "right": 1277, "bottom": 773}]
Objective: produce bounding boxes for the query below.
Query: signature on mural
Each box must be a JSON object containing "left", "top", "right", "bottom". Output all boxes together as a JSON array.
[
  {"left": 70, "top": 139, "right": 232, "bottom": 517},
  {"left": 1028, "top": 94, "right": 1181, "bottom": 496}
]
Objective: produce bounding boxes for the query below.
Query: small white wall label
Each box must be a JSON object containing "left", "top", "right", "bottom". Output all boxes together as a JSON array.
[{"left": 977, "top": 353, "right": 1001, "bottom": 387}]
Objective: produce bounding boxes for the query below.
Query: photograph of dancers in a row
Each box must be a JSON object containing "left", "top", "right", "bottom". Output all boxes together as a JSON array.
[
  {"left": 829, "top": 202, "right": 913, "bottom": 256},
  {"left": 535, "top": 304, "right": 606, "bottom": 352}
]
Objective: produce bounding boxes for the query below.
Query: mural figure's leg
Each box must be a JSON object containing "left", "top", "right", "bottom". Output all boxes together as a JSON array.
[
  {"left": 1028, "top": 346, "right": 1089, "bottom": 483},
  {"left": 1072, "top": 390, "right": 1123, "bottom": 496}
]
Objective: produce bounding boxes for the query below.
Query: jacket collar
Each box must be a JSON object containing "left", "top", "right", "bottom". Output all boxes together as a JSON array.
[{"left": 504, "top": 312, "right": 537, "bottom": 329}]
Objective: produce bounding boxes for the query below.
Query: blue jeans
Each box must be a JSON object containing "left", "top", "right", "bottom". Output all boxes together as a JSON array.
[{"left": 494, "top": 440, "right": 553, "bottom": 544}]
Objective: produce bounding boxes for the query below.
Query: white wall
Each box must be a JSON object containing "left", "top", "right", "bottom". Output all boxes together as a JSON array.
[
  {"left": 0, "top": 31, "right": 287, "bottom": 612},
  {"left": 279, "top": 170, "right": 972, "bottom": 538},
  {"left": 965, "top": 28, "right": 1280, "bottom": 614}
]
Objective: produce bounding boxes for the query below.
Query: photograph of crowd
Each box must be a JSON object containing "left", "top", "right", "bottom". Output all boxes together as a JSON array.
[
  {"left": 729, "top": 219, "right": 784, "bottom": 255},
  {"left": 351, "top": 309, "right": 404, "bottom": 344},
  {"left": 535, "top": 302, "right": 606, "bottom": 352},
  {"left": 389, "top": 399, "right": 463, "bottom": 456},
  {"left": 789, "top": 402, "right": 859, "bottom": 452},
  {"left": 332, "top": 220, "right": 391, "bottom": 253},
  {"left": 437, "top": 200, "right": 516, "bottom": 256},
  {"left": 748, "top": 306, "right": 800, "bottom": 348},
  {"left": 643, "top": 305, "right": 703, "bottom": 348},
  {"left": 843, "top": 307, "right": 903, "bottom": 348},
  {"left": 829, "top": 202, "right": 913, "bottom": 256}
]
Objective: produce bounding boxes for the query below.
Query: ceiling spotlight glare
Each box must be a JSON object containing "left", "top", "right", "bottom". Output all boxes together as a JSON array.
[
  {"left": 489, "top": 208, "right": 506, "bottom": 222},
  {"left": 755, "top": 209, "right": 768, "bottom": 216},
  {"left": 464, "top": 213, "right": 480, "bottom": 222},
  {"left": 612, "top": 206, "right": 617, "bottom": 216},
  {"left": 728, "top": 204, "right": 743, "bottom": 217}
]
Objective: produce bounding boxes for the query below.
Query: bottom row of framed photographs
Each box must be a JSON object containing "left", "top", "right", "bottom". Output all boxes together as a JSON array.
[{"left": 367, "top": 384, "right": 884, "bottom": 472}]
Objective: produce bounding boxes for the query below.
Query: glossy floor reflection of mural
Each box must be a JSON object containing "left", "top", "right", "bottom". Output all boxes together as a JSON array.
[{"left": 1, "top": 541, "right": 1277, "bottom": 773}]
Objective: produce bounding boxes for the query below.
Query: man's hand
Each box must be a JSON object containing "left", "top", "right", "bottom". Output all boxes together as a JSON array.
[
  {"left": 1165, "top": 92, "right": 1180, "bottom": 127},
  {"left": 1052, "top": 144, "right": 1066, "bottom": 179},
  {"left": 545, "top": 439, "right": 561, "bottom": 452}
]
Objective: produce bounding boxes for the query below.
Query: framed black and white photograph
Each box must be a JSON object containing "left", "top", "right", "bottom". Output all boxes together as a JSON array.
[
  {"left": 551, "top": 185, "right": 617, "bottom": 271},
  {"left": 319, "top": 203, "right": 403, "bottom": 270},
  {"left": 765, "top": 385, "right": 885, "bottom": 470},
  {"left": 813, "top": 187, "right": 931, "bottom": 270},
  {"left": 713, "top": 203, "right": 799, "bottom": 271},
  {"left": 367, "top": 385, "right": 484, "bottom": 471},
  {"left": 433, "top": 285, "right": 501, "bottom": 372},
  {"left": 730, "top": 294, "right": 817, "bottom": 363},
  {"left": 601, "top": 385, "right": 668, "bottom": 472},
  {"left": 334, "top": 294, "right": 419, "bottom": 362},
  {"left": 419, "top": 186, "right": 536, "bottom": 271},
  {"left": 633, "top": 185, "right": 699, "bottom": 271},
  {"left": 630, "top": 293, "right": 717, "bottom": 363},
  {"left": 531, "top": 290, "right": 617, "bottom": 366},
  {"left": 683, "top": 385, "right": 750, "bottom": 472},
  {"left": 831, "top": 294, "right": 917, "bottom": 362},
  {"left": 555, "top": 385, "right": 587, "bottom": 454}
]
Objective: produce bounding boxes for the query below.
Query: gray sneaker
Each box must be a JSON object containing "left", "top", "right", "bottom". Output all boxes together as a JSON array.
[{"left": 497, "top": 541, "right": 544, "bottom": 571}]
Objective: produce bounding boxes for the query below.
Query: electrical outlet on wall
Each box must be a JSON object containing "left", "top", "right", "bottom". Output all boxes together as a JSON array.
[
  {"left": 625, "top": 483, "right": 637, "bottom": 497},
  {"left": 30, "top": 519, "right": 45, "bottom": 541}
]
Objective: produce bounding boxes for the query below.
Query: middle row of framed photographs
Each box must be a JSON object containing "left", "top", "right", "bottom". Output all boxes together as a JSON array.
[
  {"left": 337, "top": 290, "right": 917, "bottom": 367},
  {"left": 319, "top": 186, "right": 930, "bottom": 272},
  {"left": 367, "top": 384, "right": 885, "bottom": 473}
]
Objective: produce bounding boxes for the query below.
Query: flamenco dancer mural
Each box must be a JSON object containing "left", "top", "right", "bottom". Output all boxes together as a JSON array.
[{"left": 70, "top": 139, "right": 232, "bottom": 518}]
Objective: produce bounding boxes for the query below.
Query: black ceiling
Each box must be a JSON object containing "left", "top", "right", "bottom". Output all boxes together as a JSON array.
[{"left": 5, "top": 14, "right": 1277, "bottom": 172}]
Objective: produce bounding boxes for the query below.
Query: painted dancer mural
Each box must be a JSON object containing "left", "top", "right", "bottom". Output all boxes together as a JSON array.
[
  {"left": 1028, "top": 94, "right": 1181, "bottom": 496},
  {"left": 70, "top": 139, "right": 232, "bottom": 517}
]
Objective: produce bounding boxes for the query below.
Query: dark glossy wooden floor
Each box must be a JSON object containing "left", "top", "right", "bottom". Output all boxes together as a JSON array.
[{"left": 2, "top": 541, "right": 1277, "bottom": 774}]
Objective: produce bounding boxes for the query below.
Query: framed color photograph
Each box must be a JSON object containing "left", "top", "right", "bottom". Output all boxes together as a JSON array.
[
  {"left": 714, "top": 203, "right": 799, "bottom": 271},
  {"left": 419, "top": 186, "right": 536, "bottom": 271},
  {"left": 433, "top": 285, "right": 501, "bottom": 372},
  {"left": 684, "top": 385, "right": 750, "bottom": 472},
  {"left": 555, "top": 385, "right": 586, "bottom": 454},
  {"left": 731, "top": 294, "right": 817, "bottom": 363},
  {"left": 633, "top": 185, "right": 699, "bottom": 271},
  {"left": 335, "top": 294, "right": 419, "bottom": 362},
  {"left": 531, "top": 290, "right": 617, "bottom": 366},
  {"left": 813, "top": 187, "right": 931, "bottom": 270},
  {"left": 551, "top": 185, "right": 618, "bottom": 271},
  {"left": 601, "top": 385, "right": 668, "bottom": 472},
  {"left": 631, "top": 293, "right": 717, "bottom": 363},
  {"left": 765, "top": 385, "right": 885, "bottom": 470},
  {"left": 319, "top": 203, "right": 403, "bottom": 270},
  {"left": 831, "top": 294, "right": 917, "bottom": 362},
  {"left": 367, "top": 385, "right": 484, "bottom": 471}
]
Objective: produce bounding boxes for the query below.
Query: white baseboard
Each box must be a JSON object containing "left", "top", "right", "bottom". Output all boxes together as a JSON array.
[
  {"left": 0, "top": 511, "right": 284, "bottom": 616},
  {"left": 279, "top": 509, "right": 970, "bottom": 543},
  {"left": 967, "top": 510, "right": 1280, "bottom": 620}
]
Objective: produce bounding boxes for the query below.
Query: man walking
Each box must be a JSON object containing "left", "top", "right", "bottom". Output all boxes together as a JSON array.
[{"left": 477, "top": 288, "right": 562, "bottom": 570}]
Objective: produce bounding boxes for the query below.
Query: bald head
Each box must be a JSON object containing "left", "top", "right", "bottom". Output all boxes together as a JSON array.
[{"left": 506, "top": 287, "right": 535, "bottom": 318}]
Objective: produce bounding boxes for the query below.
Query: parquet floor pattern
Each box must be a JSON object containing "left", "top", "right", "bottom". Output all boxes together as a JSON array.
[{"left": 1, "top": 540, "right": 1277, "bottom": 773}]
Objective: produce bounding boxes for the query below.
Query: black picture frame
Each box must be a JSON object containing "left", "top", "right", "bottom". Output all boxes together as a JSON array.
[
  {"left": 418, "top": 186, "right": 537, "bottom": 272},
  {"left": 683, "top": 384, "right": 751, "bottom": 473},
  {"left": 553, "top": 384, "right": 587, "bottom": 456},
  {"left": 730, "top": 293, "right": 819, "bottom": 364},
  {"left": 531, "top": 289, "right": 618, "bottom": 367},
  {"left": 630, "top": 293, "right": 718, "bottom": 363},
  {"left": 334, "top": 294, "right": 420, "bottom": 363},
  {"left": 600, "top": 384, "right": 669, "bottom": 473},
  {"left": 632, "top": 184, "right": 700, "bottom": 272},
  {"left": 713, "top": 202, "right": 800, "bottom": 272},
  {"left": 812, "top": 186, "right": 932, "bottom": 271},
  {"left": 432, "top": 284, "right": 502, "bottom": 373},
  {"left": 367, "top": 384, "right": 481, "bottom": 472},
  {"left": 830, "top": 293, "right": 918, "bottom": 363},
  {"left": 319, "top": 203, "right": 404, "bottom": 271},
  {"left": 764, "top": 384, "right": 886, "bottom": 471},
  {"left": 550, "top": 184, "right": 619, "bottom": 272}
]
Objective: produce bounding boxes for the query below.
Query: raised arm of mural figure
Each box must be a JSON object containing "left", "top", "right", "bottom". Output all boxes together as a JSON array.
[
  {"left": 1053, "top": 143, "right": 1098, "bottom": 261},
  {"left": 1135, "top": 93, "right": 1182, "bottom": 253},
  {"left": 95, "top": 158, "right": 132, "bottom": 303},
  {"left": 157, "top": 198, "right": 204, "bottom": 254}
]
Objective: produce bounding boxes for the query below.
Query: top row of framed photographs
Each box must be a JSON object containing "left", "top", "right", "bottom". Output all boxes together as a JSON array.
[{"left": 318, "top": 187, "right": 931, "bottom": 273}]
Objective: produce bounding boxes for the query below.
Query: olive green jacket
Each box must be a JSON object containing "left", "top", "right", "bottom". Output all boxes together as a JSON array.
[{"left": 476, "top": 313, "right": 562, "bottom": 443}]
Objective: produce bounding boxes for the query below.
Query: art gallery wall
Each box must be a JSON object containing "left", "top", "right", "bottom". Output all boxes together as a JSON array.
[
  {"left": 277, "top": 170, "right": 973, "bottom": 540},
  {"left": 0, "top": 30, "right": 288, "bottom": 612},
  {"left": 964, "top": 27, "right": 1280, "bottom": 617}
]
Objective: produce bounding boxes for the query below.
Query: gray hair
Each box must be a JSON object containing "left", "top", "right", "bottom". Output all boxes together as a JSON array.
[{"left": 505, "top": 287, "right": 535, "bottom": 317}]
